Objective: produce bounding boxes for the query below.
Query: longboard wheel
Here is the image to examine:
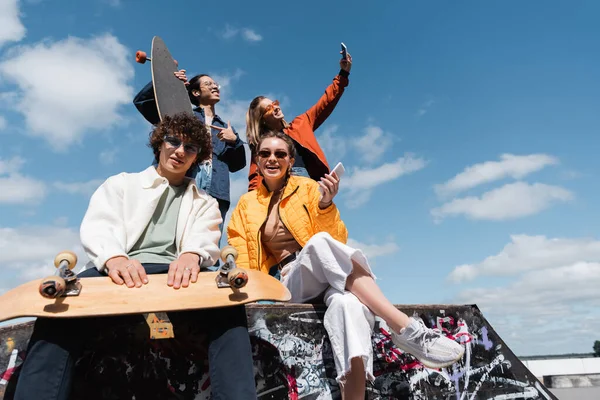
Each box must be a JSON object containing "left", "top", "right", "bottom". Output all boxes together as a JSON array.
[
  {"left": 135, "top": 50, "right": 148, "bottom": 64},
  {"left": 227, "top": 268, "right": 248, "bottom": 289},
  {"left": 221, "top": 245, "right": 238, "bottom": 262},
  {"left": 39, "top": 275, "right": 66, "bottom": 299},
  {"left": 54, "top": 251, "right": 77, "bottom": 269}
]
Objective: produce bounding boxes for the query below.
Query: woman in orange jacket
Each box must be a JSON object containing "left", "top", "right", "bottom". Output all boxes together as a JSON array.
[
  {"left": 228, "top": 131, "right": 465, "bottom": 399},
  {"left": 245, "top": 50, "right": 352, "bottom": 191}
]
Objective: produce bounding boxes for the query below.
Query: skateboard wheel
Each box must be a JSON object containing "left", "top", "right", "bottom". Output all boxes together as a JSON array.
[
  {"left": 220, "top": 246, "right": 238, "bottom": 262},
  {"left": 135, "top": 50, "right": 147, "bottom": 64},
  {"left": 39, "top": 276, "right": 66, "bottom": 299},
  {"left": 227, "top": 268, "right": 248, "bottom": 289},
  {"left": 54, "top": 251, "right": 77, "bottom": 269}
]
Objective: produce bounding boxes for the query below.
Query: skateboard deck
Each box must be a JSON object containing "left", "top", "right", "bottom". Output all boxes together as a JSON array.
[
  {"left": 149, "top": 36, "right": 194, "bottom": 120},
  {"left": 0, "top": 248, "right": 291, "bottom": 324},
  {"left": 0, "top": 270, "right": 290, "bottom": 323}
]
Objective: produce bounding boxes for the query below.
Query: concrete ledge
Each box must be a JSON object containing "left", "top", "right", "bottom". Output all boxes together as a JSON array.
[{"left": 0, "top": 304, "right": 556, "bottom": 399}]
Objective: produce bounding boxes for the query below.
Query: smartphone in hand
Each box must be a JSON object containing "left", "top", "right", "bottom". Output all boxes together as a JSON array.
[
  {"left": 319, "top": 162, "right": 345, "bottom": 194},
  {"left": 330, "top": 162, "right": 345, "bottom": 178},
  {"left": 341, "top": 42, "right": 348, "bottom": 60}
]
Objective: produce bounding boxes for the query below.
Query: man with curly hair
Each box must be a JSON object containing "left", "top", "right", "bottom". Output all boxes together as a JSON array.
[{"left": 13, "top": 113, "right": 257, "bottom": 400}]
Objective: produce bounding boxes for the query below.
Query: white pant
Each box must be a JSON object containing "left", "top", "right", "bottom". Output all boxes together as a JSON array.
[{"left": 281, "top": 232, "right": 376, "bottom": 384}]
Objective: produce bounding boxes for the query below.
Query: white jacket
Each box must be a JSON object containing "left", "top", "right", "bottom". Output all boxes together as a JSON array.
[{"left": 80, "top": 166, "right": 222, "bottom": 271}]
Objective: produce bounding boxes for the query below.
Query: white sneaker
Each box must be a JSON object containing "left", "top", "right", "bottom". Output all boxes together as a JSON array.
[{"left": 391, "top": 317, "right": 464, "bottom": 369}]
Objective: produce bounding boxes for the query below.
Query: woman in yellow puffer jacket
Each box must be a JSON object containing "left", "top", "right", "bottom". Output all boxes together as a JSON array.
[{"left": 227, "top": 131, "right": 464, "bottom": 399}]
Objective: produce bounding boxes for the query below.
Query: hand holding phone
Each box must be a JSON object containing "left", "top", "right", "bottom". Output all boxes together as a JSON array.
[
  {"left": 319, "top": 162, "right": 345, "bottom": 195},
  {"left": 340, "top": 42, "right": 348, "bottom": 60}
]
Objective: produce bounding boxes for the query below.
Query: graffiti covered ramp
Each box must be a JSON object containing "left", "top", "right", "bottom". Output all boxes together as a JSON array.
[{"left": 0, "top": 304, "right": 555, "bottom": 399}]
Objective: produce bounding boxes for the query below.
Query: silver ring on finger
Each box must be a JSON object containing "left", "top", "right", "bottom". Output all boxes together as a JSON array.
[
  {"left": 184, "top": 267, "right": 191, "bottom": 272},
  {"left": 126, "top": 264, "right": 134, "bottom": 269}
]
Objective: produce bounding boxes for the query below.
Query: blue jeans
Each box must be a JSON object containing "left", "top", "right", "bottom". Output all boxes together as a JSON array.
[{"left": 14, "top": 265, "right": 256, "bottom": 400}]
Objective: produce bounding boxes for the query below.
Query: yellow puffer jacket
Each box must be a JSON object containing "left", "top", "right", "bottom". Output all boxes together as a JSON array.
[{"left": 227, "top": 175, "right": 348, "bottom": 274}]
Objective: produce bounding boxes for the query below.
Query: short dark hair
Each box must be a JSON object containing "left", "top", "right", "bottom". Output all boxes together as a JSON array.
[
  {"left": 256, "top": 130, "right": 296, "bottom": 160},
  {"left": 148, "top": 113, "right": 212, "bottom": 165},
  {"left": 187, "top": 74, "right": 210, "bottom": 106}
]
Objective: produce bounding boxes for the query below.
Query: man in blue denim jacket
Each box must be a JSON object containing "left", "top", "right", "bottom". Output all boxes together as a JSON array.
[{"left": 133, "top": 71, "right": 246, "bottom": 232}]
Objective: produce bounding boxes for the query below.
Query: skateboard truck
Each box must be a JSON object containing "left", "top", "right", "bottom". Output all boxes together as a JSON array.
[
  {"left": 39, "top": 251, "right": 82, "bottom": 299},
  {"left": 216, "top": 246, "right": 248, "bottom": 289}
]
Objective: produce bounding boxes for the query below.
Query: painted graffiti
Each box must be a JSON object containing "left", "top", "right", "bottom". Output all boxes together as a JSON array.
[{"left": 0, "top": 305, "right": 556, "bottom": 399}]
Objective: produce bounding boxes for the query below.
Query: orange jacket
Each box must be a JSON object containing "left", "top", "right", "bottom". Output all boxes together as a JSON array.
[
  {"left": 228, "top": 175, "right": 348, "bottom": 274},
  {"left": 247, "top": 72, "right": 349, "bottom": 191}
]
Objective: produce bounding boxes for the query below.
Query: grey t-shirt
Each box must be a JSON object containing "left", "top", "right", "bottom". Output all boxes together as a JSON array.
[{"left": 128, "top": 184, "right": 186, "bottom": 264}]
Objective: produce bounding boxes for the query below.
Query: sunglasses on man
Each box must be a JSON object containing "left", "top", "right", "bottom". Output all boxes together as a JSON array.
[{"left": 164, "top": 136, "right": 200, "bottom": 155}]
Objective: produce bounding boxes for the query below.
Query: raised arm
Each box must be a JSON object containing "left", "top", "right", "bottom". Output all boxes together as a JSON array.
[
  {"left": 302, "top": 53, "right": 353, "bottom": 131},
  {"left": 133, "top": 81, "right": 160, "bottom": 125},
  {"left": 132, "top": 69, "right": 190, "bottom": 125}
]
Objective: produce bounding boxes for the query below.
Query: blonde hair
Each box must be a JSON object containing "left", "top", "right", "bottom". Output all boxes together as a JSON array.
[{"left": 246, "top": 96, "right": 288, "bottom": 148}]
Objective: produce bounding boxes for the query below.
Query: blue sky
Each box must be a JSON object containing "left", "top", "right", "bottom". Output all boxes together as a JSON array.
[{"left": 1, "top": 0, "right": 599, "bottom": 356}]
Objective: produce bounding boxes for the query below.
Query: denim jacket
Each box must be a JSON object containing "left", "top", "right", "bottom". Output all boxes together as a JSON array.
[{"left": 133, "top": 81, "right": 246, "bottom": 202}]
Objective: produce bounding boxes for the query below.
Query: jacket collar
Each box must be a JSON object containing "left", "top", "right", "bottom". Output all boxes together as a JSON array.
[
  {"left": 257, "top": 175, "right": 301, "bottom": 205},
  {"left": 140, "top": 166, "right": 199, "bottom": 196}
]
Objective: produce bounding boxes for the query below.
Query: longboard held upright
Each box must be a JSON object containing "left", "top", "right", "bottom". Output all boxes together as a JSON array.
[{"left": 136, "top": 36, "right": 194, "bottom": 120}]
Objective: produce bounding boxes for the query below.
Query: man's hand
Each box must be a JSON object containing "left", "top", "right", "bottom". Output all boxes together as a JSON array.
[
  {"left": 210, "top": 121, "right": 237, "bottom": 144},
  {"left": 318, "top": 172, "right": 340, "bottom": 209},
  {"left": 105, "top": 256, "right": 148, "bottom": 288},
  {"left": 168, "top": 253, "right": 201, "bottom": 289},
  {"left": 173, "top": 69, "right": 189, "bottom": 86},
  {"left": 340, "top": 53, "right": 352, "bottom": 73}
]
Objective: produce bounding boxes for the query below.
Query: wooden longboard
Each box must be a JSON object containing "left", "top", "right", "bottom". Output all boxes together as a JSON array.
[
  {"left": 150, "top": 36, "right": 194, "bottom": 120},
  {"left": 0, "top": 271, "right": 291, "bottom": 323}
]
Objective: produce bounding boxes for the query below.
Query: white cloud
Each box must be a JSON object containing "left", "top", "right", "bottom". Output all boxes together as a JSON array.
[
  {"left": 210, "top": 69, "right": 245, "bottom": 91},
  {"left": 0, "top": 34, "right": 134, "bottom": 150},
  {"left": 449, "top": 234, "right": 600, "bottom": 283},
  {"left": 220, "top": 25, "right": 262, "bottom": 42},
  {"left": 53, "top": 179, "right": 104, "bottom": 197},
  {"left": 345, "top": 154, "right": 427, "bottom": 191},
  {"left": 0, "top": 156, "right": 46, "bottom": 204},
  {"left": 0, "top": 0, "right": 26, "bottom": 48},
  {"left": 221, "top": 24, "right": 239, "bottom": 39},
  {"left": 0, "top": 156, "right": 25, "bottom": 175},
  {"left": 450, "top": 234, "right": 600, "bottom": 355},
  {"left": 241, "top": 29, "right": 263, "bottom": 42},
  {"left": 341, "top": 154, "right": 427, "bottom": 208},
  {"left": 317, "top": 124, "right": 346, "bottom": 164},
  {"left": 0, "top": 174, "right": 46, "bottom": 204},
  {"left": 431, "top": 182, "right": 573, "bottom": 222},
  {"left": 0, "top": 115, "right": 7, "bottom": 130},
  {"left": 435, "top": 154, "right": 559, "bottom": 198},
  {"left": 0, "top": 225, "right": 87, "bottom": 290},
  {"left": 347, "top": 238, "right": 400, "bottom": 260},
  {"left": 454, "top": 262, "right": 600, "bottom": 355},
  {"left": 352, "top": 125, "right": 393, "bottom": 164}
]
